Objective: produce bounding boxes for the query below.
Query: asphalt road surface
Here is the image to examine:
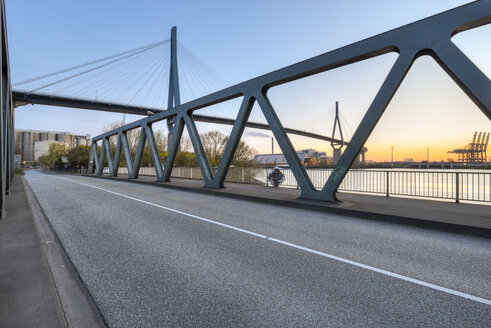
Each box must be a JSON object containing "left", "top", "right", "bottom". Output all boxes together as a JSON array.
[{"left": 24, "top": 171, "right": 491, "bottom": 327}]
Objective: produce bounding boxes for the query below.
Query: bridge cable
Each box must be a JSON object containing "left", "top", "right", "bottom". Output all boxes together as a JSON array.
[
  {"left": 113, "top": 49, "right": 169, "bottom": 103},
  {"left": 53, "top": 44, "right": 163, "bottom": 96},
  {"left": 177, "top": 43, "right": 253, "bottom": 121},
  {"left": 28, "top": 41, "right": 168, "bottom": 93},
  {"left": 87, "top": 46, "right": 168, "bottom": 101},
  {"left": 94, "top": 47, "right": 164, "bottom": 100},
  {"left": 126, "top": 49, "right": 171, "bottom": 105},
  {"left": 14, "top": 39, "right": 169, "bottom": 87}
]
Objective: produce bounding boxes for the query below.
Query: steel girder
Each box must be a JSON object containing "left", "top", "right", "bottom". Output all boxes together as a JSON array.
[
  {"left": 0, "top": 0, "right": 13, "bottom": 218},
  {"left": 90, "top": 1, "right": 491, "bottom": 202},
  {"left": 10, "top": 91, "right": 358, "bottom": 149}
]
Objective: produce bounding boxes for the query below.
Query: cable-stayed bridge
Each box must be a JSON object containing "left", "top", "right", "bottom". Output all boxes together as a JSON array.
[{"left": 11, "top": 31, "right": 354, "bottom": 148}]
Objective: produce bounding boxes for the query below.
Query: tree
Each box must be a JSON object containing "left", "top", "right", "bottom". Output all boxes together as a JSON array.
[
  {"left": 224, "top": 137, "right": 256, "bottom": 166},
  {"left": 47, "top": 142, "right": 69, "bottom": 168},
  {"left": 174, "top": 137, "right": 197, "bottom": 167},
  {"left": 103, "top": 121, "right": 139, "bottom": 150},
  {"left": 199, "top": 131, "right": 257, "bottom": 167},
  {"left": 103, "top": 120, "right": 168, "bottom": 167},
  {"left": 154, "top": 129, "right": 168, "bottom": 153},
  {"left": 200, "top": 131, "right": 227, "bottom": 167},
  {"left": 67, "top": 145, "right": 91, "bottom": 168},
  {"left": 37, "top": 154, "right": 49, "bottom": 167}
]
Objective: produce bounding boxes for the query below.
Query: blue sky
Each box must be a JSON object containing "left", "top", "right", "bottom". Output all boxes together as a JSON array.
[{"left": 6, "top": 0, "right": 490, "bottom": 161}]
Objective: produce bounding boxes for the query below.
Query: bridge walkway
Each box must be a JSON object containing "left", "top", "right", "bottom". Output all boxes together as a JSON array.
[
  {"left": 0, "top": 176, "right": 64, "bottom": 327},
  {"left": 0, "top": 176, "right": 105, "bottom": 328}
]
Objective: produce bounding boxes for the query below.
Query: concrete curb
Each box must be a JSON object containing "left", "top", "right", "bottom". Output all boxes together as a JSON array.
[{"left": 23, "top": 177, "right": 108, "bottom": 328}]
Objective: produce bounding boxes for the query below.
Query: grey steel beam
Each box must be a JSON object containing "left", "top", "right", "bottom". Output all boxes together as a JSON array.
[
  {"left": 210, "top": 96, "right": 254, "bottom": 188},
  {"left": 184, "top": 113, "right": 214, "bottom": 184},
  {"left": 162, "top": 116, "right": 184, "bottom": 182},
  {"left": 256, "top": 93, "right": 316, "bottom": 195},
  {"left": 322, "top": 53, "right": 415, "bottom": 201},
  {"left": 89, "top": 1, "right": 490, "bottom": 203},
  {"left": 129, "top": 127, "right": 146, "bottom": 179},
  {"left": 104, "top": 137, "right": 123, "bottom": 177},
  {"left": 111, "top": 134, "right": 123, "bottom": 176},
  {"left": 432, "top": 41, "right": 491, "bottom": 120},
  {"left": 89, "top": 141, "right": 105, "bottom": 176},
  {"left": 120, "top": 132, "right": 134, "bottom": 176},
  {"left": 145, "top": 124, "right": 164, "bottom": 180}
]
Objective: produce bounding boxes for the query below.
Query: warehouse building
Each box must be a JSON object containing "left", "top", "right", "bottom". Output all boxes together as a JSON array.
[{"left": 15, "top": 129, "right": 91, "bottom": 164}]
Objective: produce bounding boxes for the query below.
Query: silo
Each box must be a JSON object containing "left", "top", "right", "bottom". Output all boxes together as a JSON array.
[
  {"left": 76, "top": 136, "right": 85, "bottom": 147},
  {"left": 56, "top": 133, "right": 70, "bottom": 144},
  {"left": 70, "top": 134, "right": 75, "bottom": 148}
]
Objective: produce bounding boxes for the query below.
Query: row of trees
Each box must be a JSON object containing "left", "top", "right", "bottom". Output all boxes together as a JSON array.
[
  {"left": 102, "top": 121, "right": 256, "bottom": 168},
  {"left": 37, "top": 143, "right": 91, "bottom": 169},
  {"left": 39, "top": 121, "right": 256, "bottom": 169}
]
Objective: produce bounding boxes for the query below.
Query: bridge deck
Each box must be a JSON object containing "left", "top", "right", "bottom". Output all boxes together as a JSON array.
[{"left": 18, "top": 170, "right": 490, "bottom": 327}]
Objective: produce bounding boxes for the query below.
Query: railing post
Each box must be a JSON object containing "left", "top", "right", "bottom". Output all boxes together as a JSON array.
[
  {"left": 455, "top": 172, "right": 459, "bottom": 203},
  {"left": 386, "top": 170, "right": 390, "bottom": 197},
  {"left": 242, "top": 168, "right": 245, "bottom": 183}
]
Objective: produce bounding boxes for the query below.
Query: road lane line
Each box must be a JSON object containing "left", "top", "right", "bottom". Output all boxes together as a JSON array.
[
  {"left": 267, "top": 238, "right": 491, "bottom": 306},
  {"left": 55, "top": 175, "right": 491, "bottom": 306},
  {"left": 57, "top": 176, "right": 267, "bottom": 239}
]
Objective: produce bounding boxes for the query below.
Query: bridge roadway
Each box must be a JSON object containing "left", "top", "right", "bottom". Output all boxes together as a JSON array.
[{"left": 24, "top": 170, "right": 490, "bottom": 327}]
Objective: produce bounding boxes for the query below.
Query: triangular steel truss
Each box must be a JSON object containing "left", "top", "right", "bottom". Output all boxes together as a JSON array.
[{"left": 90, "top": 1, "right": 491, "bottom": 202}]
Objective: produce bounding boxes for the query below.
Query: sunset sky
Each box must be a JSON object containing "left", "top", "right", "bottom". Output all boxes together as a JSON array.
[{"left": 7, "top": 0, "right": 490, "bottom": 162}]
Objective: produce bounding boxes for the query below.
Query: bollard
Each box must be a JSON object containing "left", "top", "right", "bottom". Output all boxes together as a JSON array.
[
  {"left": 386, "top": 171, "right": 390, "bottom": 197},
  {"left": 455, "top": 172, "right": 459, "bottom": 203}
]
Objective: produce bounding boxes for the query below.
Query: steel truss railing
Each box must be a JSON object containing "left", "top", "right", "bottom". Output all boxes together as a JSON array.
[
  {"left": 90, "top": 1, "right": 491, "bottom": 202},
  {"left": 0, "top": 0, "right": 14, "bottom": 217}
]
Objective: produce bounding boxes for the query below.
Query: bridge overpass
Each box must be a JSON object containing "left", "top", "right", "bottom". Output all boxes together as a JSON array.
[{"left": 11, "top": 90, "right": 367, "bottom": 152}]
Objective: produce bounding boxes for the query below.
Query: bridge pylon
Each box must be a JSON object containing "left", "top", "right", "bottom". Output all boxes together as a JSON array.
[
  {"left": 166, "top": 26, "right": 181, "bottom": 148},
  {"left": 331, "top": 101, "right": 345, "bottom": 165}
]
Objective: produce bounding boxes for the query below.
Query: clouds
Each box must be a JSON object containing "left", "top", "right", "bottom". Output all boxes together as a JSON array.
[{"left": 245, "top": 130, "right": 271, "bottom": 138}]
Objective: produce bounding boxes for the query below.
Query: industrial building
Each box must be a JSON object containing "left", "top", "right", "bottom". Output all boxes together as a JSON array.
[
  {"left": 15, "top": 129, "right": 91, "bottom": 164},
  {"left": 254, "top": 149, "right": 332, "bottom": 167},
  {"left": 448, "top": 131, "right": 490, "bottom": 164}
]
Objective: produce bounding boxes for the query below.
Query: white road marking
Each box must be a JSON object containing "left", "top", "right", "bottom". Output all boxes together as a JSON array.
[
  {"left": 55, "top": 175, "right": 491, "bottom": 306},
  {"left": 57, "top": 176, "right": 267, "bottom": 239}
]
